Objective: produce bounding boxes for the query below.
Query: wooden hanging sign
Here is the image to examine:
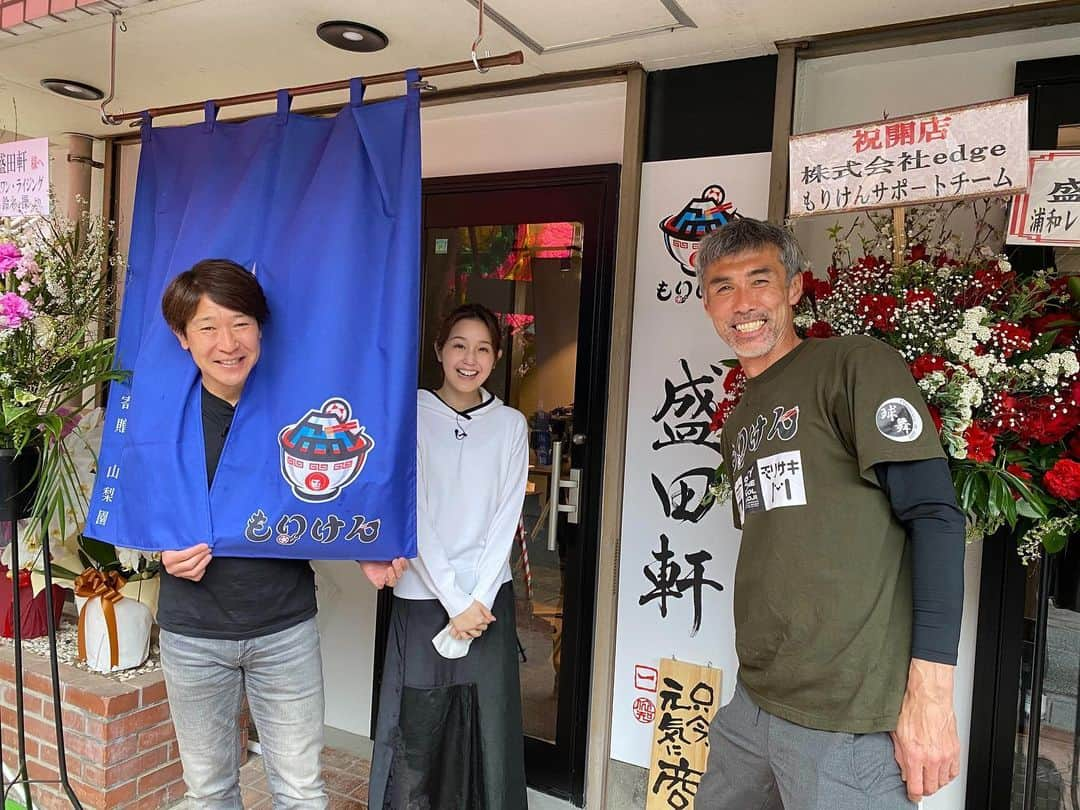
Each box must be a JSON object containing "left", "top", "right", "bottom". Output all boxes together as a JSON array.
[{"left": 646, "top": 658, "right": 723, "bottom": 810}]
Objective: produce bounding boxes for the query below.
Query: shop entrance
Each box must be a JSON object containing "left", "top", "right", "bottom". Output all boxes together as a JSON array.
[{"left": 372, "top": 165, "right": 620, "bottom": 805}]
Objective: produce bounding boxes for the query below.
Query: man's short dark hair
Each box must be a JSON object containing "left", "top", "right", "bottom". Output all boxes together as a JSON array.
[
  {"left": 161, "top": 259, "right": 269, "bottom": 334},
  {"left": 695, "top": 218, "right": 805, "bottom": 285}
]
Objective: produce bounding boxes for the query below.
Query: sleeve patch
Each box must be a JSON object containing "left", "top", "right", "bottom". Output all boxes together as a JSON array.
[{"left": 875, "top": 397, "right": 924, "bottom": 443}]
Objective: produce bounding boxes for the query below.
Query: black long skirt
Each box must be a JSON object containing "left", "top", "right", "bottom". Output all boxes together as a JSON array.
[{"left": 368, "top": 582, "right": 528, "bottom": 810}]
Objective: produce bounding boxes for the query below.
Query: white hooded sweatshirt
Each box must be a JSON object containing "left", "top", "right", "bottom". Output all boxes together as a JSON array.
[{"left": 394, "top": 388, "right": 529, "bottom": 621}]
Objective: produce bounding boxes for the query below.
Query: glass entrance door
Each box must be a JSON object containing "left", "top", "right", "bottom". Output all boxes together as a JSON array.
[{"left": 420, "top": 221, "right": 583, "bottom": 751}]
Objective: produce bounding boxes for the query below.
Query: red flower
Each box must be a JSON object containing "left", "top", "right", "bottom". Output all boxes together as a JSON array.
[
  {"left": 1025, "top": 312, "right": 1078, "bottom": 347},
  {"left": 1019, "top": 398, "right": 1080, "bottom": 445},
  {"left": 709, "top": 399, "right": 736, "bottom": 433},
  {"left": 1006, "top": 463, "right": 1033, "bottom": 482},
  {"left": 910, "top": 354, "right": 948, "bottom": 380},
  {"left": 806, "top": 321, "right": 834, "bottom": 338},
  {"left": 1045, "top": 458, "right": 1080, "bottom": 501},
  {"left": 722, "top": 365, "right": 746, "bottom": 396},
  {"left": 1006, "top": 463, "right": 1033, "bottom": 499},
  {"left": 975, "top": 265, "right": 1013, "bottom": 294},
  {"left": 908, "top": 244, "right": 929, "bottom": 262},
  {"left": 927, "top": 405, "right": 943, "bottom": 434},
  {"left": 799, "top": 270, "right": 832, "bottom": 301},
  {"left": 964, "top": 422, "right": 996, "bottom": 463},
  {"left": 991, "top": 393, "right": 1024, "bottom": 433},
  {"left": 905, "top": 288, "right": 936, "bottom": 307},
  {"left": 990, "top": 322, "right": 1033, "bottom": 359},
  {"left": 857, "top": 294, "right": 899, "bottom": 333}
]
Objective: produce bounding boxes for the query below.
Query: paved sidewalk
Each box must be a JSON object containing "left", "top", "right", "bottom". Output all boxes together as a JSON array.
[{"left": 239, "top": 748, "right": 370, "bottom": 809}]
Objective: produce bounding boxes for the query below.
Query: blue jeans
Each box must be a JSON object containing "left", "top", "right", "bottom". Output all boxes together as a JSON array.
[{"left": 160, "top": 617, "right": 327, "bottom": 809}]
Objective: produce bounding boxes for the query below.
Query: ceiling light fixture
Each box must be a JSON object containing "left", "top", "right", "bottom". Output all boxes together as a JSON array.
[
  {"left": 316, "top": 21, "right": 389, "bottom": 53},
  {"left": 40, "top": 78, "right": 104, "bottom": 101}
]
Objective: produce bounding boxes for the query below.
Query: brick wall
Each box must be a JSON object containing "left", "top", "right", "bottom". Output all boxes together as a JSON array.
[{"left": 0, "top": 645, "right": 248, "bottom": 809}]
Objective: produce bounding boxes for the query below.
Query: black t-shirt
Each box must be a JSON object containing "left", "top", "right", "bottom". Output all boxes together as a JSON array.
[{"left": 155, "top": 387, "right": 317, "bottom": 640}]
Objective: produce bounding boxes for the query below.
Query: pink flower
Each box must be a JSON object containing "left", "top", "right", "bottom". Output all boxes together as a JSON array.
[
  {"left": 0, "top": 243, "right": 22, "bottom": 275},
  {"left": 0, "top": 292, "right": 34, "bottom": 330}
]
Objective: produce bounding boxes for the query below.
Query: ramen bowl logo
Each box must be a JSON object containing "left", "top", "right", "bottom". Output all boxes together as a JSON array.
[
  {"left": 278, "top": 397, "right": 375, "bottom": 503},
  {"left": 659, "top": 184, "right": 738, "bottom": 276}
]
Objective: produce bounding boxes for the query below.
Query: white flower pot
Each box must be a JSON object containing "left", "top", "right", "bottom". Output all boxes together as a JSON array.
[
  {"left": 76, "top": 596, "right": 153, "bottom": 673},
  {"left": 120, "top": 577, "right": 160, "bottom": 621}
]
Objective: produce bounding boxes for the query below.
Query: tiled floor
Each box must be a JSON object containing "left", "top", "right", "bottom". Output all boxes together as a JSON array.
[
  {"left": 236, "top": 747, "right": 573, "bottom": 809},
  {"left": 240, "top": 748, "right": 370, "bottom": 809}
]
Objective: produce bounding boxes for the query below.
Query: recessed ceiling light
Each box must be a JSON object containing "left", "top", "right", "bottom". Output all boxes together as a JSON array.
[
  {"left": 316, "top": 21, "right": 389, "bottom": 53},
  {"left": 40, "top": 78, "right": 104, "bottom": 101}
]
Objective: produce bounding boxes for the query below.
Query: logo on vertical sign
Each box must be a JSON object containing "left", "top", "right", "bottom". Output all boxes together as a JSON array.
[
  {"left": 659, "top": 184, "right": 740, "bottom": 277},
  {"left": 278, "top": 397, "right": 375, "bottom": 502}
]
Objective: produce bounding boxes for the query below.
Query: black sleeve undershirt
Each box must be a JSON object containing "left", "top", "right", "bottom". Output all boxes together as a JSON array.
[{"left": 874, "top": 457, "right": 965, "bottom": 666}]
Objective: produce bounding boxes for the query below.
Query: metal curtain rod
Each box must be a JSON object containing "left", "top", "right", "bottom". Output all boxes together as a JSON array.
[{"left": 107, "top": 50, "right": 525, "bottom": 124}]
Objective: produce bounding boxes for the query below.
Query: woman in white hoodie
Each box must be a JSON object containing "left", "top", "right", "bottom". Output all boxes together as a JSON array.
[{"left": 369, "top": 303, "right": 530, "bottom": 810}]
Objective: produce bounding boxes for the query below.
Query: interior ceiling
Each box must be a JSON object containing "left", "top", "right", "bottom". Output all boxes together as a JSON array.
[{"left": 0, "top": 0, "right": 1060, "bottom": 138}]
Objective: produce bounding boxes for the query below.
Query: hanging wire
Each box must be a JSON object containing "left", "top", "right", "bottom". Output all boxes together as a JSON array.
[
  {"left": 99, "top": 11, "right": 122, "bottom": 125},
  {"left": 471, "top": 0, "right": 490, "bottom": 74}
]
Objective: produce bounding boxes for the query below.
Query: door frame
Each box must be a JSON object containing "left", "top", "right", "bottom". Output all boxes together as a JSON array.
[
  {"left": 372, "top": 164, "right": 621, "bottom": 805},
  {"left": 965, "top": 53, "right": 1080, "bottom": 810}
]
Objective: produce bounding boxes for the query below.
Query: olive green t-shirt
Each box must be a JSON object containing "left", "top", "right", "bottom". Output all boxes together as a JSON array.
[{"left": 720, "top": 336, "right": 945, "bottom": 733}]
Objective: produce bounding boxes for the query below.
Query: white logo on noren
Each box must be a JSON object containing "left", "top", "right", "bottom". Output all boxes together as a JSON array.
[{"left": 875, "top": 397, "right": 923, "bottom": 442}]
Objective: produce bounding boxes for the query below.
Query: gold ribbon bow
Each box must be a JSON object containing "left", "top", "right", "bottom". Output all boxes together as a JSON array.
[{"left": 74, "top": 568, "right": 127, "bottom": 669}]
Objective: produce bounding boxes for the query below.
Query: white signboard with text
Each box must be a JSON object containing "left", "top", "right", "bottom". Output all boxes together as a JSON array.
[
  {"left": 1007, "top": 150, "right": 1080, "bottom": 246},
  {"left": 789, "top": 96, "right": 1029, "bottom": 217},
  {"left": 610, "top": 152, "right": 770, "bottom": 768},
  {"left": 0, "top": 137, "right": 49, "bottom": 218}
]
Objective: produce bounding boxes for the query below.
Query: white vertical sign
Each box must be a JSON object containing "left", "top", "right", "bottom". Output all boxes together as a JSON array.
[
  {"left": 0, "top": 137, "right": 49, "bottom": 217},
  {"left": 610, "top": 152, "right": 771, "bottom": 768}
]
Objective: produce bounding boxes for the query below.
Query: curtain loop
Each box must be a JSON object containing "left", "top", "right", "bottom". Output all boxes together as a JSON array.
[
  {"left": 276, "top": 90, "right": 292, "bottom": 124},
  {"left": 349, "top": 77, "right": 365, "bottom": 107},
  {"left": 204, "top": 100, "right": 219, "bottom": 133}
]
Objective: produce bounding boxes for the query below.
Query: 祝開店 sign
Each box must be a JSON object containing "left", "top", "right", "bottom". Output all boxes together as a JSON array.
[
  {"left": 1006, "top": 150, "right": 1080, "bottom": 246},
  {"left": 0, "top": 138, "right": 49, "bottom": 218},
  {"left": 789, "top": 96, "right": 1029, "bottom": 218}
]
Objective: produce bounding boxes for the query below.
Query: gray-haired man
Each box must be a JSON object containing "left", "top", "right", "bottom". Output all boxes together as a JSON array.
[{"left": 694, "top": 218, "right": 965, "bottom": 809}]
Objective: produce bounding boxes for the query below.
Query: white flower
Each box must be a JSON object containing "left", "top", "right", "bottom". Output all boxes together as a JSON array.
[
  {"left": 963, "top": 307, "right": 988, "bottom": 327},
  {"left": 116, "top": 546, "right": 149, "bottom": 572}
]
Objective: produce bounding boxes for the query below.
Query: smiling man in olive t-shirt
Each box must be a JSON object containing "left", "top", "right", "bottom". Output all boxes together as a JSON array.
[{"left": 694, "top": 219, "right": 965, "bottom": 810}]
